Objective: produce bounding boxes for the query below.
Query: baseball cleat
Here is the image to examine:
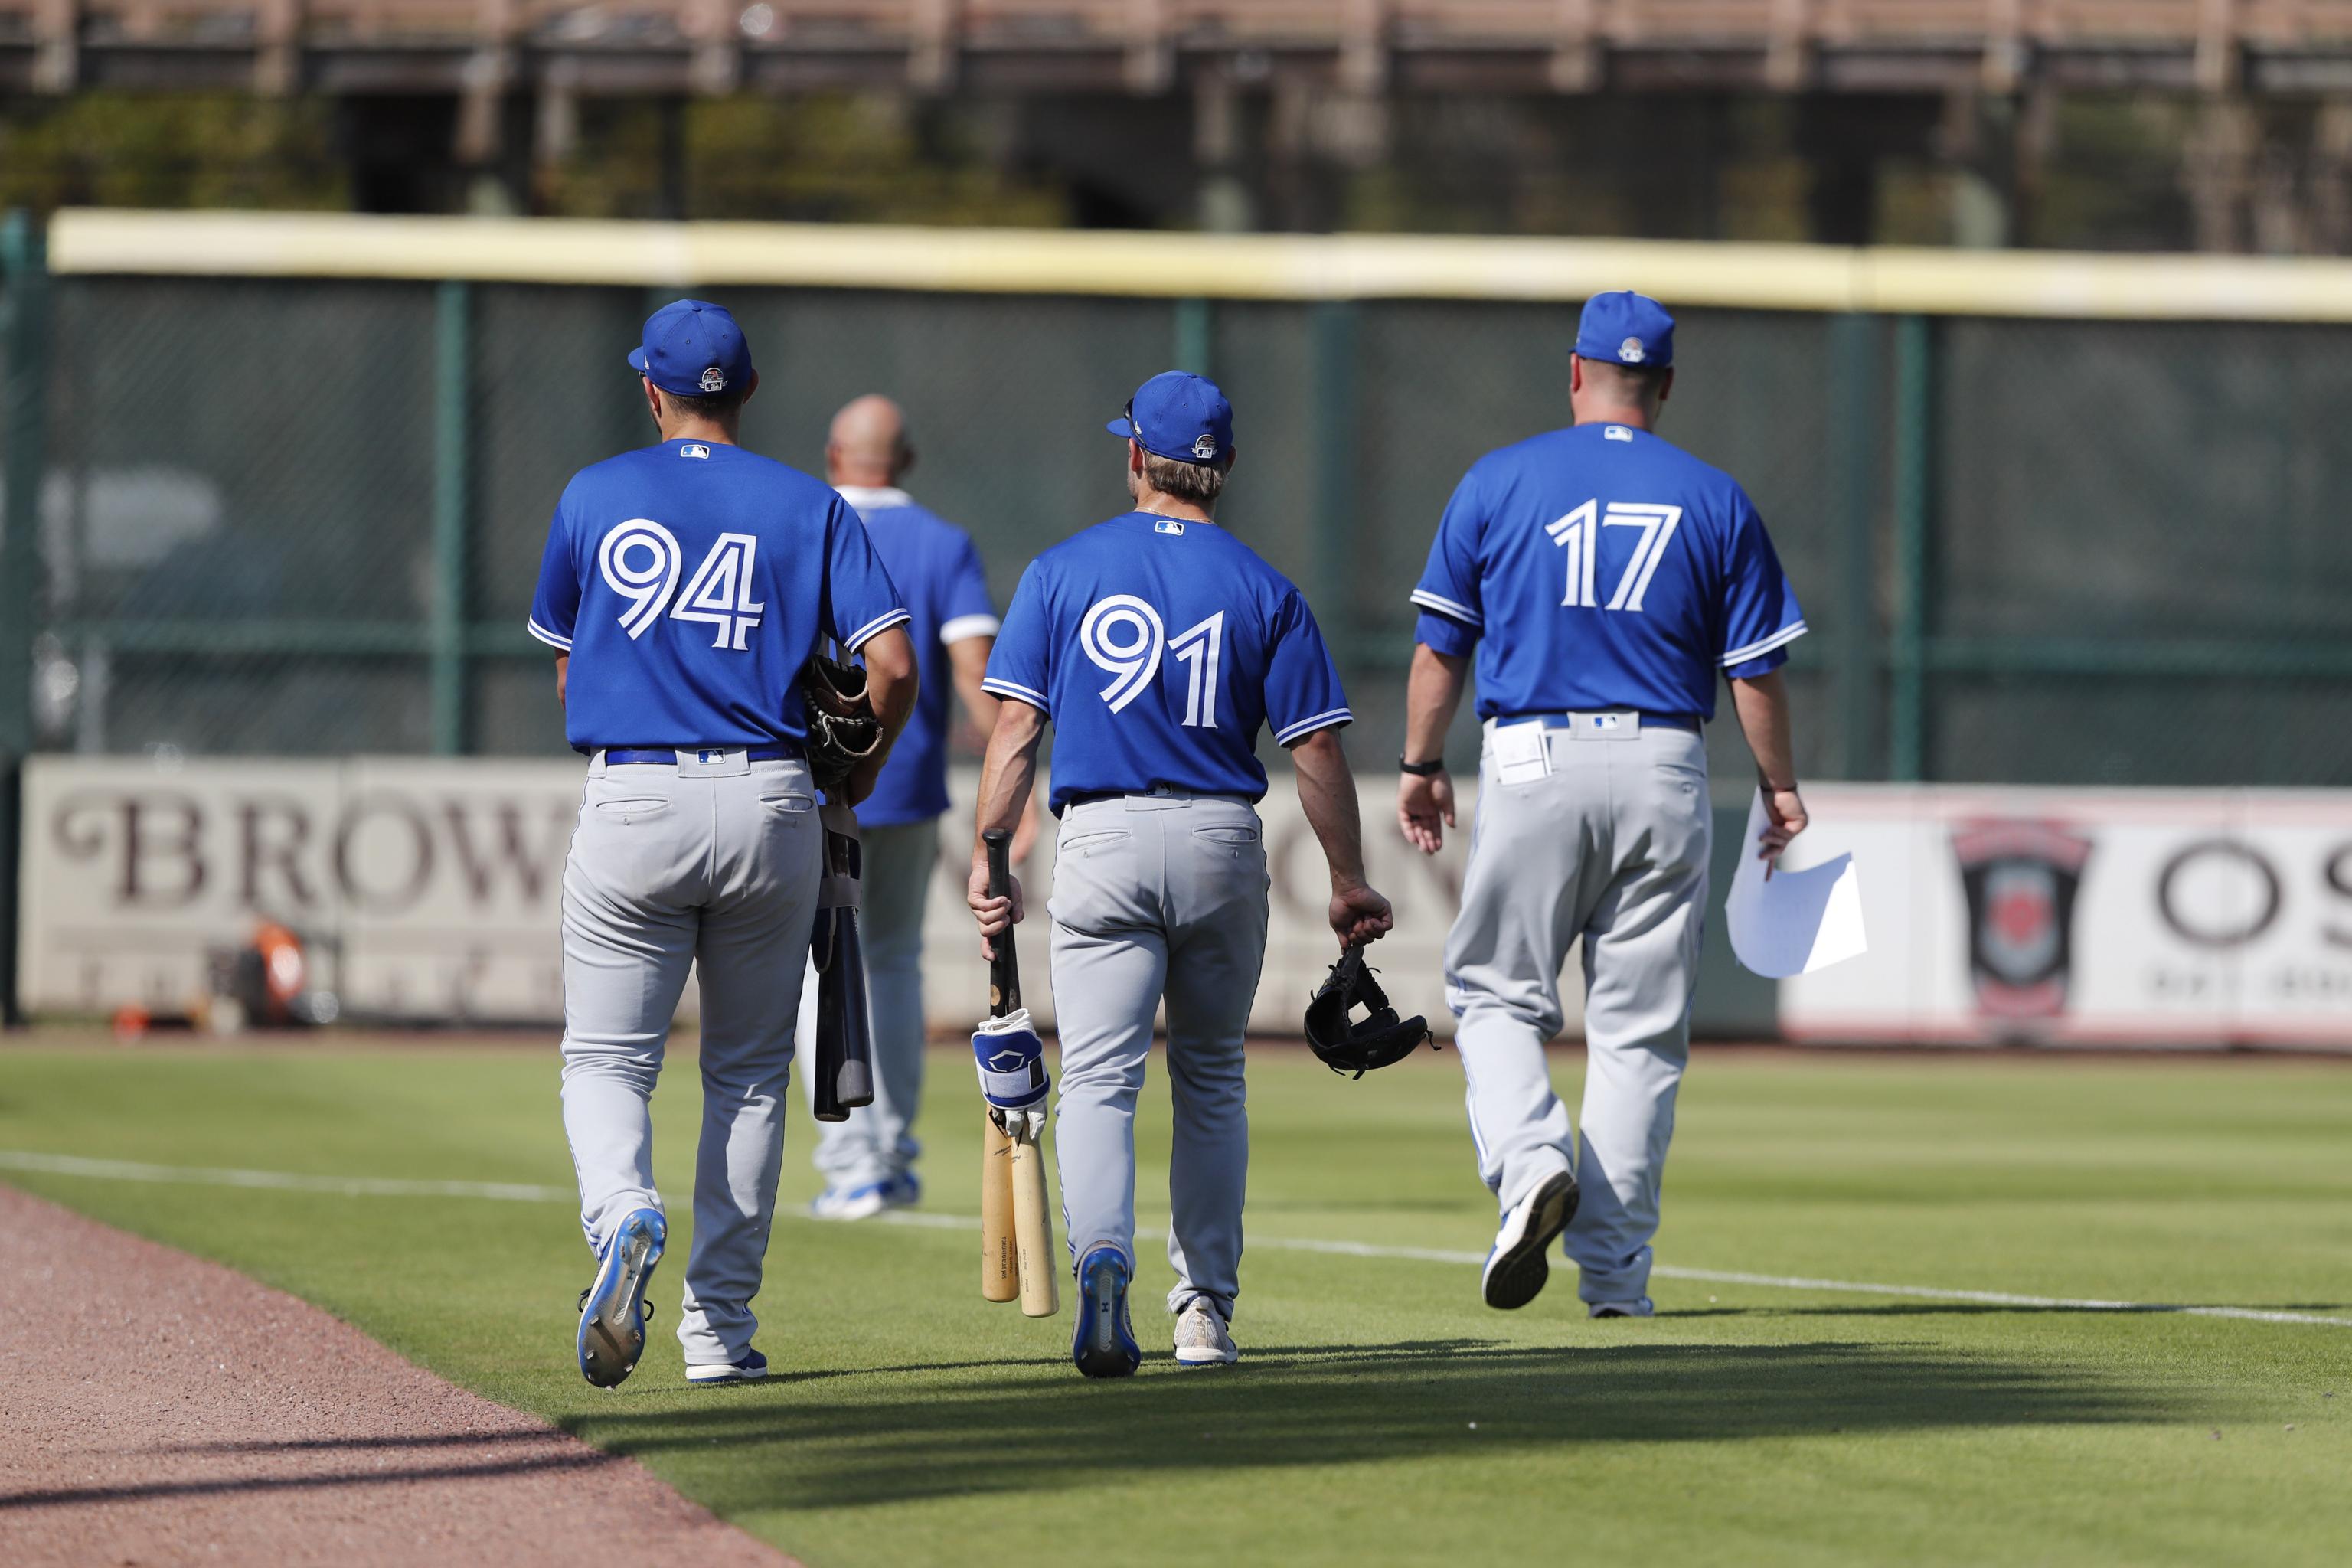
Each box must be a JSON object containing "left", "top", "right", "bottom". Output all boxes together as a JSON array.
[
  {"left": 880, "top": 1171, "right": 922, "bottom": 1209},
  {"left": 1172, "top": 1296, "right": 1240, "bottom": 1368},
  {"left": 808, "top": 1181, "right": 892, "bottom": 1221},
  {"left": 1481, "top": 1169, "right": 1579, "bottom": 1312},
  {"left": 1589, "top": 1298, "right": 1655, "bottom": 1319},
  {"left": 577, "top": 1207, "right": 666, "bottom": 1388},
  {"left": 686, "top": 1349, "right": 769, "bottom": 1385},
  {"left": 1072, "top": 1245, "right": 1141, "bottom": 1379}
]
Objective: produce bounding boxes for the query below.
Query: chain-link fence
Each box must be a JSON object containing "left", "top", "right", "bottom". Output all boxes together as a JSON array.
[{"left": 8, "top": 231, "right": 2352, "bottom": 796}]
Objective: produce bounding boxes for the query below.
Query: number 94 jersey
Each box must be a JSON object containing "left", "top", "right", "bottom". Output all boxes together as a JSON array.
[
  {"left": 527, "top": 439, "right": 908, "bottom": 753},
  {"left": 982, "top": 511, "right": 1351, "bottom": 815}
]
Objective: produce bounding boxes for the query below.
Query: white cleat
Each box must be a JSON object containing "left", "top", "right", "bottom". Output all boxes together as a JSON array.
[
  {"left": 1172, "top": 1296, "right": 1240, "bottom": 1368},
  {"left": 1589, "top": 1298, "right": 1655, "bottom": 1319}
]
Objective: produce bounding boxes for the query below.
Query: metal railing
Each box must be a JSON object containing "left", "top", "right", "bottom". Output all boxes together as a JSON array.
[{"left": 8, "top": 0, "right": 2352, "bottom": 96}]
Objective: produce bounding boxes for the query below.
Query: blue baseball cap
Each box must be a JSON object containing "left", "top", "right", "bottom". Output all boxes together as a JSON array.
[
  {"left": 1106, "top": 371, "right": 1233, "bottom": 465},
  {"left": 1574, "top": 291, "right": 1675, "bottom": 369},
  {"left": 627, "top": 299, "right": 754, "bottom": 398}
]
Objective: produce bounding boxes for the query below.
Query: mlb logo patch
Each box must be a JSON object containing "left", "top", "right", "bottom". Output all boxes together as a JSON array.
[
  {"left": 681, "top": 443, "right": 711, "bottom": 459},
  {"left": 1606, "top": 425, "right": 1633, "bottom": 442},
  {"left": 1155, "top": 519, "right": 1186, "bottom": 536}
]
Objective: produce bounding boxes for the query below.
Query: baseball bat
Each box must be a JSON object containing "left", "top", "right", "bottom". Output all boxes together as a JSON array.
[
  {"left": 985, "top": 828, "right": 1060, "bottom": 1319},
  {"left": 981, "top": 1109, "right": 1018, "bottom": 1303}
]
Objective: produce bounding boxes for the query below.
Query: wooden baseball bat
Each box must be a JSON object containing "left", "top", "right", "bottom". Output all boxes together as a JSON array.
[
  {"left": 981, "top": 1109, "right": 1018, "bottom": 1303},
  {"left": 985, "top": 828, "right": 1059, "bottom": 1319},
  {"left": 1011, "top": 1122, "right": 1057, "bottom": 1318}
]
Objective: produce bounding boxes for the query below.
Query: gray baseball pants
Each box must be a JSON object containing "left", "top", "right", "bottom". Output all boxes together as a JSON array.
[
  {"left": 796, "top": 818, "right": 939, "bottom": 1191},
  {"left": 1047, "top": 791, "right": 1269, "bottom": 1321},
  {"left": 557, "top": 750, "right": 822, "bottom": 1370},
  {"left": 1445, "top": 719, "right": 1711, "bottom": 1306}
]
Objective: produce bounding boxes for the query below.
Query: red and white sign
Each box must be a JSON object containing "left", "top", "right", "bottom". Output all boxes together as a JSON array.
[{"left": 1782, "top": 786, "right": 2352, "bottom": 1048}]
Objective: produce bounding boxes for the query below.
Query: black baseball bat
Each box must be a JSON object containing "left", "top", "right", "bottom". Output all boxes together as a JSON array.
[{"left": 984, "top": 827, "right": 1021, "bottom": 1016}]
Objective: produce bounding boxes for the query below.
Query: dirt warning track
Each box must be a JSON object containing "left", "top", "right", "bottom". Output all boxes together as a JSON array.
[{"left": 0, "top": 1184, "right": 794, "bottom": 1568}]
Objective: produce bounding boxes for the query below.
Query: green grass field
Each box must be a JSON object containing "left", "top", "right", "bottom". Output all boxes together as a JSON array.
[{"left": 3, "top": 1035, "right": 2348, "bottom": 1566}]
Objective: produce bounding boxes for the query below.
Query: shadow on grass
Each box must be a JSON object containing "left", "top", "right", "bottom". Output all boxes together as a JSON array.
[
  {"left": 1664, "top": 1304, "right": 2350, "bottom": 1321},
  {"left": 563, "top": 1337, "right": 2197, "bottom": 1513}
]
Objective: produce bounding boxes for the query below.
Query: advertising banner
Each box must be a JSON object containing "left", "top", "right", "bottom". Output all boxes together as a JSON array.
[
  {"left": 1782, "top": 786, "right": 2352, "bottom": 1048},
  {"left": 16, "top": 756, "right": 1502, "bottom": 1037}
]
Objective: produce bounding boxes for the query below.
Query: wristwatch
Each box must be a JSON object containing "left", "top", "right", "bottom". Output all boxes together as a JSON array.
[{"left": 1398, "top": 756, "right": 1447, "bottom": 776}]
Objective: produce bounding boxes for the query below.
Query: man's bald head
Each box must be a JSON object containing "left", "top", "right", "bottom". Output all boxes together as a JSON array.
[{"left": 827, "top": 394, "right": 913, "bottom": 487}]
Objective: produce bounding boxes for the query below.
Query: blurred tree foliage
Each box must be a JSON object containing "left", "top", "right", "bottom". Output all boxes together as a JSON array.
[
  {"left": 540, "top": 93, "right": 1070, "bottom": 224},
  {"left": 0, "top": 94, "right": 346, "bottom": 211}
]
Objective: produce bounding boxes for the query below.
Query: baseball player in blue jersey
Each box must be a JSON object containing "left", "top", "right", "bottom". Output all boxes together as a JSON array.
[
  {"left": 1396, "top": 292, "right": 1810, "bottom": 1318},
  {"left": 968, "top": 371, "right": 1394, "bottom": 1377},
  {"left": 799, "top": 394, "right": 1034, "bottom": 1220},
  {"left": 529, "top": 300, "right": 918, "bottom": 1387}
]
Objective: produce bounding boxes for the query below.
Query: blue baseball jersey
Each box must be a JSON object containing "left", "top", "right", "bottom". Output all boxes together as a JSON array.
[
  {"left": 1410, "top": 423, "right": 1805, "bottom": 720},
  {"left": 983, "top": 512, "right": 1351, "bottom": 813},
  {"left": 527, "top": 439, "right": 909, "bottom": 753},
  {"left": 835, "top": 486, "right": 1000, "bottom": 828}
]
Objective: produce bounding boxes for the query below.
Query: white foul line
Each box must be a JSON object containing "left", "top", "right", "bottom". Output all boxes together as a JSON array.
[
  {"left": 0, "top": 1149, "right": 576, "bottom": 1204},
  {"left": 4, "top": 1148, "right": 2346, "bottom": 1331}
]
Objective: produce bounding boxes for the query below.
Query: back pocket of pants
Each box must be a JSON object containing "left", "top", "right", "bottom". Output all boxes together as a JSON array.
[
  {"left": 760, "top": 793, "right": 815, "bottom": 815},
  {"left": 1192, "top": 824, "right": 1259, "bottom": 846},
  {"left": 593, "top": 798, "right": 670, "bottom": 822},
  {"left": 1059, "top": 829, "right": 1130, "bottom": 858}
]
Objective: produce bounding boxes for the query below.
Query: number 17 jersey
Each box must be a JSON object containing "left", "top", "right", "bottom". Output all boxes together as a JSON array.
[{"left": 982, "top": 511, "right": 1351, "bottom": 814}]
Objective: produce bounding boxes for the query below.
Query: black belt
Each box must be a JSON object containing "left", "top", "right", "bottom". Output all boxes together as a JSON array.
[
  {"left": 1494, "top": 711, "right": 1703, "bottom": 734},
  {"left": 603, "top": 745, "right": 803, "bottom": 765}
]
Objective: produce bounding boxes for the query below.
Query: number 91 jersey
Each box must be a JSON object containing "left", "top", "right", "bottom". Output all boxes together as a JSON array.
[
  {"left": 982, "top": 511, "right": 1351, "bottom": 814},
  {"left": 527, "top": 439, "right": 909, "bottom": 753}
]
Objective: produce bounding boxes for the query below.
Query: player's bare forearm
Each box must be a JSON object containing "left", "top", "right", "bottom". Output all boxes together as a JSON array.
[
  {"left": 1397, "top": 642, "right": 1468, "bottom": 855},
  {"left": 554, "top": 655, "right": 568, "bottom": 707},
  {"left": 968, "top": 699, "right": 1045, "bottom": 954},
  {"left": 1729, "top": 668, "right": 1808, "bottom": 859},
  {"left": 861, "top": 627, "right": 920, "bottom": 749},
  {"left": 840, "top": 626, "right": 920, "bottom": 804},
  {"left": 1290, "top": 727, "right": 1395, "bottom": 946},
  {"left": 1402, "top": 642, "right": 1467, "bottom": 763},
  {"left": 948, "top": 636, "right": 1001, "bottom": 736}
]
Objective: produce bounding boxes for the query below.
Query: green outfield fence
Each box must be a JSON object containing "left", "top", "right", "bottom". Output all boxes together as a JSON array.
[{"left": 6, "top": 212, "right": 2352, "bottom": 1019}]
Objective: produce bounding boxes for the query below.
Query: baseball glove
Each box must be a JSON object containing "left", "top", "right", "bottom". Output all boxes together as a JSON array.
[
  {"left": 1304, "top": 944, "right": 1436, "bottom": 1078},
  {"left": 802, "top": 652, "right": 882, "bottom": 796}
]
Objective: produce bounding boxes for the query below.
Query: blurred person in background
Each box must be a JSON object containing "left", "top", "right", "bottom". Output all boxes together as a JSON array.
[{"left": 802, "top": 395, "right": 1034, "bottom": 1220}]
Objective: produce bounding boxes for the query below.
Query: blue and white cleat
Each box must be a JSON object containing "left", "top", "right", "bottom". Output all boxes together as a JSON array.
[
  {"left": 1072, "top": 1245, "right": 1141, "bottom": 1379},
  {"left": 1589, "top": 1297, "right": 1655, "bottom": 1319},
  {"left": 577, "top": 1207, "right": 666, "bottom": 1388},
  {"left": 1481, "top": 1169, "right": 1579, "bottom": 1312},
  {"left": 880, "top": 1170, "right": 922, "bottom": 1210},
  {"left": 686, "top": 1349, "right": 770, "bottom": 1386}
]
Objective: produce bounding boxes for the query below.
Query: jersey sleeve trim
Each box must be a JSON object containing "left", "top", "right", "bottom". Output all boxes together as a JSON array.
[
  {"left": 842, "top": 608, "right": 913, "bottom": 652},
  {"left": 939, "top": 612, "right": 1002, "bottom": 645},
  {"left": 980, "top": 676, "right": 1050, "bottom": 713},
  {"left": 1408, "top": 590, "right": 1483, "bottom": 628},
  {"left": 1272, "top": 707, "right": 1354, "bottom": 746},
  {"left": 1721, "top": 620, "right": 1808, "bottom": 667},
  {"left": 525, "top": 618, "right": 573, "bottom": 652}
]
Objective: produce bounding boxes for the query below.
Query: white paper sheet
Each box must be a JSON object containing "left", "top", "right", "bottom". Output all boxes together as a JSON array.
[{"left": 1725, "top": 789, "right": 1868, "bottom": 978}]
